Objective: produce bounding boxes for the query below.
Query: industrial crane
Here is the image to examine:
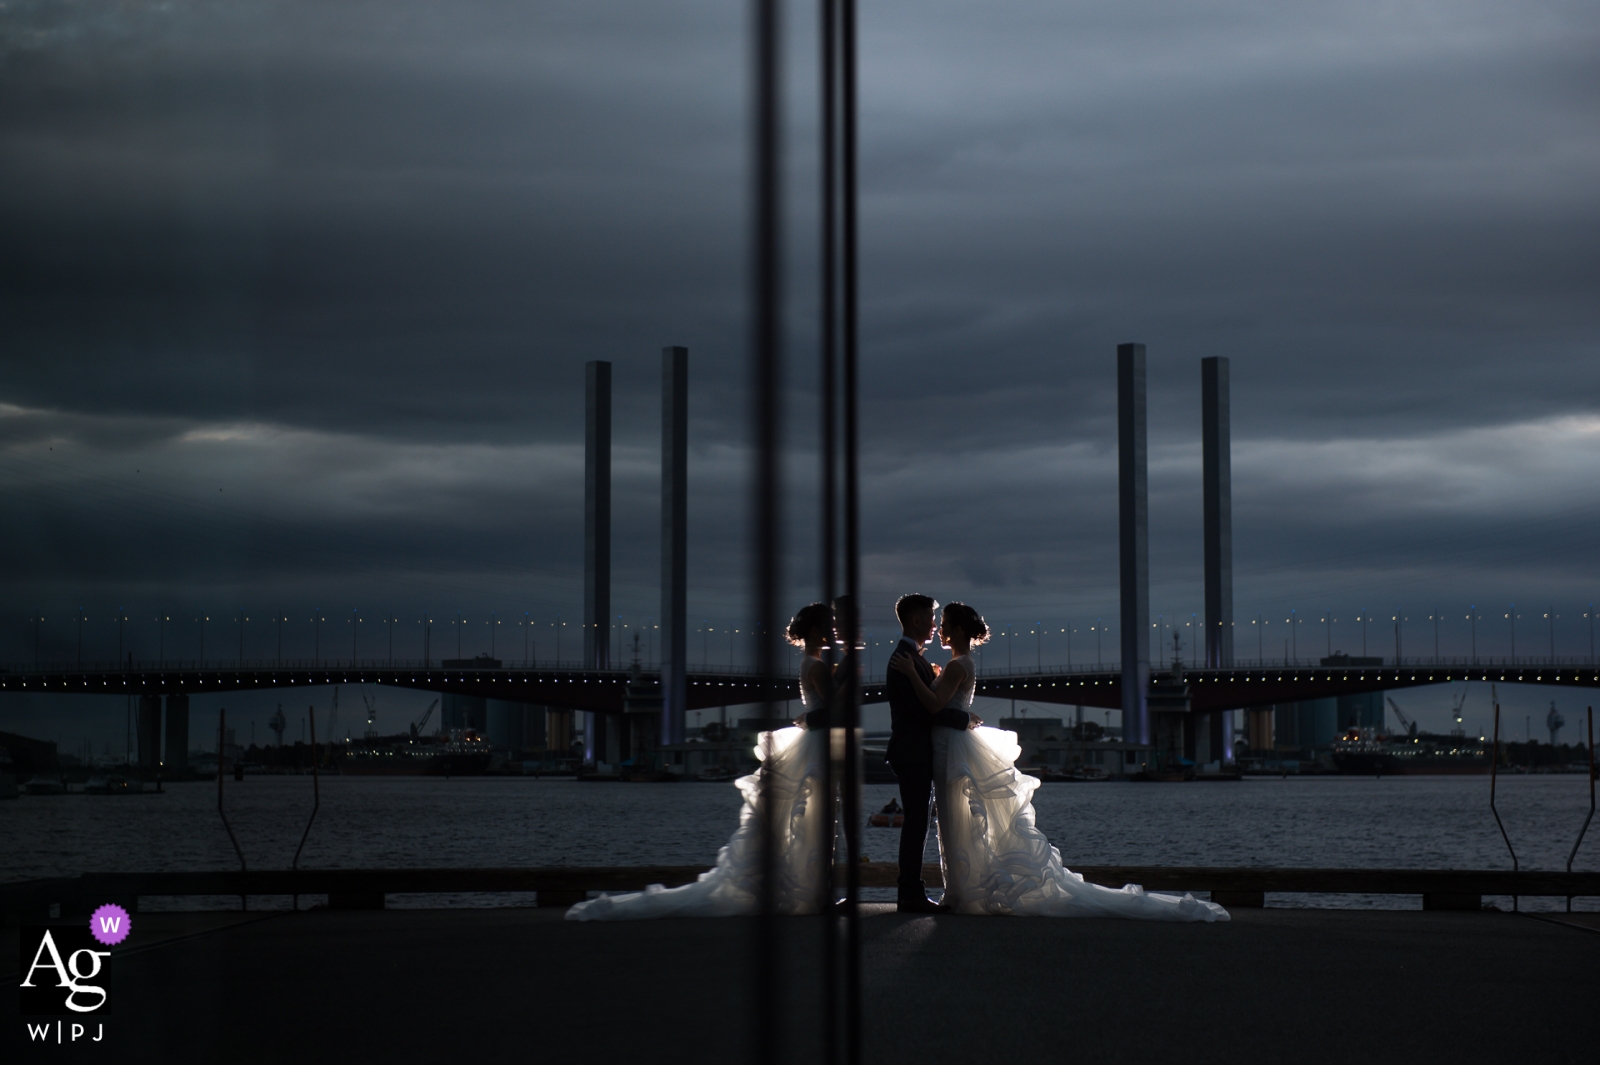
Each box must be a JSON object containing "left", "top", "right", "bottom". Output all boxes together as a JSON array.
[
  {"left": 1448, "top": 684, "right": 1470, "bottom": 736},
  {"left": 410, "top": 699, "right": 440, "bottom": 739},
  {"left": 1386, "top": 697, "right": 1419, "bottom": 738}
]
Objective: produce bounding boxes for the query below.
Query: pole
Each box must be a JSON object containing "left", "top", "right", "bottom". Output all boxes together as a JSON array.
[
  {"left": 217, "top": 708, "right": 247, "bottom": 909},
  {"left": 818, "top": 0, "right": 841, "bottom": 1052},
  {"left": 1565, "top": 707, "right": 1594, "bottom": 911},
  {"left": 293, "top": 704, "right": 320, "bottom": 910},
  {"left": 841, "top": 0, "right": 864, "bottom": 1052},
  {"left": 1488, "top": 692, "right": 1518, "bottom": 911},
  {"left": 751, "top": 0, "right": 785, "bottom": 1055}
]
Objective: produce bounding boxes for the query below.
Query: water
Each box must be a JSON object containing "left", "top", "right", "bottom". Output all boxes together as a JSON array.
[{"left": 4, "top": 774, "right": 1595, "bottom": 911}]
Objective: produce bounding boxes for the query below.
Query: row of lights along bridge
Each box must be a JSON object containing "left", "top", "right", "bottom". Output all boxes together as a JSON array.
[{"left": 16, "top": 603, "right": 1600, "bottom": 673}]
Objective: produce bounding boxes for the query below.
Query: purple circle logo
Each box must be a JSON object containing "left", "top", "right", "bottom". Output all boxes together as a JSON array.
[{"left": 90, "top": 903, "right": 131, "bottom": 946}]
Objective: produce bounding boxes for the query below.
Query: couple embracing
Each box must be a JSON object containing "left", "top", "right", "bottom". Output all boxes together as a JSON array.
[{"left": 567, "top": 594, "right": 1227, "bottom": 922}]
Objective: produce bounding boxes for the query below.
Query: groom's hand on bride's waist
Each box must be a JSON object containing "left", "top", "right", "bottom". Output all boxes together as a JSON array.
[{"left": 967, "top": 714, "right": 983, "bottom": 730}]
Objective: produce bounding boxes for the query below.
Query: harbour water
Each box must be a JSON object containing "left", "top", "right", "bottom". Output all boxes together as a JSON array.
[{"left": 4, "top": 773, "right": 1596, "bottom": 911}]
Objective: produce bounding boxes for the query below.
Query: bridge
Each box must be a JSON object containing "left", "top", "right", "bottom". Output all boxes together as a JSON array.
[{"left": 7, "top": 657, "right": 1597, "bottom": 713}]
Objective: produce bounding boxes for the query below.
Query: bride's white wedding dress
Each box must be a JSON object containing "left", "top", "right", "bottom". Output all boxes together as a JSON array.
[
  {"left": 567, "top": 655, "right": 1227, "bottom": 922},
  {"left": 565, "top": 720, "right": 828, "bottom": 921},
  {"left": 930, "top": 657, "right": 1228, "bottom": 921}
]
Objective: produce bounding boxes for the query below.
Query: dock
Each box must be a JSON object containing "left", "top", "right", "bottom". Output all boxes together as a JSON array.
[{"left": 3, "top": 901, "right": 1595, "bottom": 1063}]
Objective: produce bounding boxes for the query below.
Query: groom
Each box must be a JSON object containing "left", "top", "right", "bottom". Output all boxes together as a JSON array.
[{"left": 885, "top": 593, "right": 979, "bottom": 913}]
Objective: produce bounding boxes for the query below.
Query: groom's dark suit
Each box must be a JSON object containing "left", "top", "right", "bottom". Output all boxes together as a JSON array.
[{"left": 885, "top": 636, "right": 971, "bottom": 895}]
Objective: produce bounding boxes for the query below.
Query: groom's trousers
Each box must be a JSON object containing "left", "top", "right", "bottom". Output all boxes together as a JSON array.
[{"left": 891, "top": 762, "right": 936, "bottom": 891}]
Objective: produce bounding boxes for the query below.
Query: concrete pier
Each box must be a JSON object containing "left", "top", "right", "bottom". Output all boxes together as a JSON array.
[
  {"left": 1117, "top": 343, "right": 1150, "bottom": 747},
  {"left": 659, "top": 345, "right": 688, "bottom": 746},
  {"left": 162, "top": 694, "right": 189, "bottom": 773},
  {"left": 136, "top": 693, "right": 160, "bottom": 770},
  {"left": 4, "top": 905, "right": 1590, "bottom": 1064}
]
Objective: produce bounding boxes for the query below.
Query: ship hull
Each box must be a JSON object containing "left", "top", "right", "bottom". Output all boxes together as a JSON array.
[
  {"left": 337, "top": 753, "right": 491, "bottom": 777},
  {"left": 1332, "top": 752, "right": 1488, "bottom": 775}
]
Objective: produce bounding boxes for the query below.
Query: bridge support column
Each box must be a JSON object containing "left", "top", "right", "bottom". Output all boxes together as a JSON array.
[
  {"left": 1247, "top": 707, "right": 1273, "bottom": 751},
  {"left": 1202, "top": 356, "right": 1235, "bottom": 764},
  {"left": 163, "top": 694, "right": 189, "bottom": 773},
  {"left": 1117, "top": 343, "right": 1150, "bottom": 746},
  {"left": 584, "top": 359, "right": 612, "bottom": 764},
  {"left": 544, "top": 709, "right": 572, "bottom": 756},
  {"left": 137, "top": 694, "right": 161, "bottom": 770},
  {"left": 660, "top": 346, "right": 688, "bottom": 746},
  {"left": 585, "top": 360, "right": 612, "bottom": 673}
]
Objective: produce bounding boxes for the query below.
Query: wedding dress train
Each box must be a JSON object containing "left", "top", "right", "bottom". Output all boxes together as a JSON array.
[
  {"left": 932, "top": 723, "right": 1228, "bottom": 921},
  {"left": 565, "top": 727, "right": 828, "bottom": 920}
]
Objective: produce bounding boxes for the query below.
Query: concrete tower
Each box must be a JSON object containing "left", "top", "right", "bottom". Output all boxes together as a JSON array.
[
  {"left": 660, "top": 347, "right": 689, "bottom": 746},
  {"left": 1117, "top": 343, "right": 1150, "bottom": 747},
  {"left": 584, "top": 360, "right": 612, "bottom": 670},
  {"left": 583, "top": 360, "right": 611, "bottom": 763},
  {"left": 1201, "top": 355, "right": 1234, "bottom": 763},
  {"left": 163, "top": 693, "right": 189, "bottom": 771}
]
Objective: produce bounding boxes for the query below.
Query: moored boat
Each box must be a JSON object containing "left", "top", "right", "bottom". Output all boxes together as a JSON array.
[
  {"left": 0, "top": 748, "right": 17, "bottom": 799},
  {"left": 1332, "top": 728, "right": 1489, "bottom": 775}
]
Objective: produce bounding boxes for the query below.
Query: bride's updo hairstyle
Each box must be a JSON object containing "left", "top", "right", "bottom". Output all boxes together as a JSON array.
[
  {"left": 942, "top": 602, "right": 991, "bottom": 646},
  {"left": 786, "top": 602, "right": 834, "bottom": 647}
]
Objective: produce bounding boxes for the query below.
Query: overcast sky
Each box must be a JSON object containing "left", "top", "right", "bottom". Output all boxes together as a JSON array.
[{"left": 2, "top": 0, "right": 1597, "bottom": 744}]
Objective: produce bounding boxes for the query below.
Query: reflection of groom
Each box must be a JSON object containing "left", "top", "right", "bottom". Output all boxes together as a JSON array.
[{"left": 885, "top": 593, "right": 972, "bottom": 913}]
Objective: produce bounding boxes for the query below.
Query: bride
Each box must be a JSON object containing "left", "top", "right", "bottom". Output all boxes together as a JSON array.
[
  {"left": 888, "top": 602, "right": 1227, "bottom": 921},
  {"left": 565, "top": 604, "right": 835, "bottom": 920}
]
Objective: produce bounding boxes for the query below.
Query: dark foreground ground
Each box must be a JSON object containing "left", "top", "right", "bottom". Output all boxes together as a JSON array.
[{"left": 4, "top": 904, "right": 1596, "bottom": 1064}]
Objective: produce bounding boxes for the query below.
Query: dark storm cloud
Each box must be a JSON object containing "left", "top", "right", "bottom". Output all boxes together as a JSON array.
[{"left": 1, "top": 0, "right": 1598, "bottom": 689}]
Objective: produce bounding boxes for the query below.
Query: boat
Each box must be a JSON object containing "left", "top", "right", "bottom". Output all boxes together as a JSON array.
[
  {"left": 83, "top": 771, "right": 143, "bottom": 795},
  {"left": 22, "top": 776, "right": 67, "bottom": 795},
  {"left": 868, "top": 798, "right": 905, "bottom": 828},
  {"left": 696, "top": 764, "right": 739, "bottom": 782},
  {"left": 1331, "top": 728, "right": 1489, "bottom": 775},
  {"left": 337, "top": 729, "right": 492, "bottom": 777}
]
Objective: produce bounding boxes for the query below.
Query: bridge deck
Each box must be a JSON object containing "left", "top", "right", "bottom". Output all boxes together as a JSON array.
[{"left": 5, "top": 661, "right": 1598, "bottom": 712}]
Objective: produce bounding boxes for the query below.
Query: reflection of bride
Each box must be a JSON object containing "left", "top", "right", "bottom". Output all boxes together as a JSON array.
[
  {"left": 889, "top": 603, "right": 1227, "bottom": 921},
  {"left": 566, "top": 606, "right": 834, "bottom": 921}
]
